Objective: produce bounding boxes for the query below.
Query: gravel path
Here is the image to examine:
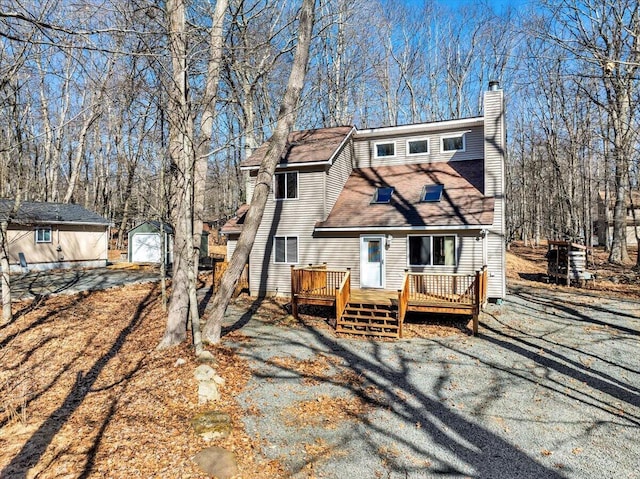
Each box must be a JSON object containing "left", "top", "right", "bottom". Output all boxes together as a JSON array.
[{"left": 223, "top": 283, "right": 640, "bottom": 478}]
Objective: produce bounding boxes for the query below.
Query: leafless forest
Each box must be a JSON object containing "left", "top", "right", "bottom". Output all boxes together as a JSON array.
[{"left": 0, "top": 0, "right": 638, "bottom": 261}]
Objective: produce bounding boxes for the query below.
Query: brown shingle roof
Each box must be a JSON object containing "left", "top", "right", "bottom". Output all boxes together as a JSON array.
[
  {"left": 318, "top": 160, "right": 494, "bottom": 229},
  {"left": 220, "top": 204, "right": 249, "bottom": 235},
  {"left": 241, "top": 126, "right": 354, "bottom": 168}
]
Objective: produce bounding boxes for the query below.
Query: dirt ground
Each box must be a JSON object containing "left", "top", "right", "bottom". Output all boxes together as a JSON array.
[
  {"left": 0, "top": 243, "right": 638, "bottom": 478},
  {"left": 507, "top": 241, "right": 640, "bottom": 299}
]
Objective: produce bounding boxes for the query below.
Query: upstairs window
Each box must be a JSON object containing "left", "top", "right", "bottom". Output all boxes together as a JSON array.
[
  {"left": 407, "top": 138, "right": 429, "bottom": 155},
  {"left": 421, "top": 184, "right": 444, "bottom": 202},
  {"left": 35, "top": 227, "right": 52, "bottom": 243},
  {"left": 371, "top": 187, "right": 394, "bottom": 204},
  {"left": 441, "top": 133, "right": 466, "bottom": 152},
  {"left": 274, "top": 236, "right": 298, "bottom": 263},
  {"left": 374, "top": 141, "right": 395, "bottom": 158},
  {"left": 274, "top": 171, "right": 298, "bottom": 200}
]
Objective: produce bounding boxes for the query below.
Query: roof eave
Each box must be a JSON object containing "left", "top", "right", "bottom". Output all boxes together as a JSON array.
[
  {"left": 314, "top": 224, "right": 492, "bottom": 233},
  {"left": 354, "top": 117, "right": 484, "bottom": 139}
]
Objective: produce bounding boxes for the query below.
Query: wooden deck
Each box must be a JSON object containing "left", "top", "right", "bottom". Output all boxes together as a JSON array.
[{"left": 291, "top": 265, "right": 488, "bottom": 338}]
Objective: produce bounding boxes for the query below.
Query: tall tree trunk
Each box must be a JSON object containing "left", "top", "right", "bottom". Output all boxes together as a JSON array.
[
  {"left": 202, "top": 0, "right": 316, "bottom": 344},
  {"left": 158, "top": 0, "right": 192, "bottom": 349},
  {"left": 193, "top": 0, "right": 228, "bottom": 279},
  {"left": 1, "top": 196, "right": 20, "bottom": 324}
]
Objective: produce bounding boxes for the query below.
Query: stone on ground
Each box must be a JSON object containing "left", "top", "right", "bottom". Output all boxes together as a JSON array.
[
  {"left": 193, "top": 447, "right": 238, "bottom": 479},
  {"left": 191, "top": 410, "right": 233, "bottom": 441}
]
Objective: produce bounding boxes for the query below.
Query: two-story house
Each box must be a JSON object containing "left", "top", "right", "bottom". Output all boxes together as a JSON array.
[{"left": 223, "top": 83, "right": 505, "bottom": 303}]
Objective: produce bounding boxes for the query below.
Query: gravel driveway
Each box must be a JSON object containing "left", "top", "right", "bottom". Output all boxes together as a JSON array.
[
  {"left": 5, "top": 265, "right": 163, "bottom": 301},
  {"left": 223, "top": 283, "right": 640, "bottom": 478}
]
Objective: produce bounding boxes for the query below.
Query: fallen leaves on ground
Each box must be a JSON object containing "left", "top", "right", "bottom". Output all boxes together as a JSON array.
[
  {"left": 0, "top": 283, "right": 285, "bottom": 479},
  {"left": 282, "top": 395, "right": 369, "bottom": 430}
]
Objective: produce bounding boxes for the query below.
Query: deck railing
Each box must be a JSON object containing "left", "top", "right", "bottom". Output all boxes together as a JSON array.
[
  {"left": 291, "top": 265, "right": 350, "bottom": 320},
  {"left": 406, "top": 270, "right": 482, "bottom": 304},
  {"left": 291, "top": 264, "right": 349, "bottom": 297},
  {"left": 335, "top": 270, "right": 351, "bottom": 323},
  {"left": 399, "top": 266, "right": 488, "bottom": 335},
  {"left": 213, "top": 260, "right": 249, "bottom": 295}
]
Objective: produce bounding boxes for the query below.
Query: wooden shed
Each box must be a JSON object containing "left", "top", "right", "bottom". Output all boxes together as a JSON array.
[{"left": 546, "top": 241, "right": 591, "bottom": 286}]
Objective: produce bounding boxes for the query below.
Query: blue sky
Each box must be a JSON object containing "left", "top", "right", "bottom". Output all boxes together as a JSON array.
[{"left": 434, "top": 0, "right": 532, "bottom": 14}]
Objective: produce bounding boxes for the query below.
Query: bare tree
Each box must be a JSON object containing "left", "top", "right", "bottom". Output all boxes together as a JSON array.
[
  {"left": 539, "top": 0, "right": 640, "bottom": 264},
  {"left": 202, "top": 0, "right": 316, "bottom": 344}
]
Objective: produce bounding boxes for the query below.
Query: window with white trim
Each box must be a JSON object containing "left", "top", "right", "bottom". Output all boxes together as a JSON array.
[
  {"left": 441, "top": 134, "right": 466, "bottom": 152},
  {"left": 274, "top": 236, "right": 298, "bottom": 263},
  {"left": 408, "top": 235, "right": 456, "bottom": 266},
  {"left": 374, "top": 141, "right": 395, "bottom": 158},
  {"left": 274, "top": 171, "right": 298, "bottom": 200},
  {"left": 407, "top": 138, "right": 429, "bottom": 155},
  {"left": 35, "top": 227, "right": 52, "bottom": 243}
]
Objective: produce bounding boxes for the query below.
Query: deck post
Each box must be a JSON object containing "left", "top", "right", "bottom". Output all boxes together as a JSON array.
[
  {"left": 291, "top": 265, "right": 299, "bottom": 319},
  {"left": 472, "top": 270, "right": 480, "bottom": 335}
]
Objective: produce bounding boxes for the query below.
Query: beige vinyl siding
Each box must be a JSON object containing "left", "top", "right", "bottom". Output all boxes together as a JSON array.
[
  {"left": 249, "top": 166, "right": 327, "bottom": 295},
  {"left": 245, "top": 170, "right": 255, "bottom": 203},
  {"left": 483, "top": 88, "right": 506, "bottom": 298},
  {"left": 324, "top": 143, "right": 354, "bottom": 219},
  {"left": 7, "top": 224, "right": 108, "bottom": 266},
  {"left": 353, "top": 125, "right": 485, "bottom": 169},
  {"left": 226, "top": 237, "right": 237, "bottom": 260},
  {"left": 307, "top": 231, "right": 483, "bottom": 292}
]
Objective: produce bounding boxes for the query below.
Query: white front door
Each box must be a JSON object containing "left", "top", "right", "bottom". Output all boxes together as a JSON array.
[{"left": 360, "top": 236, "right": 384, "bottom": 288}]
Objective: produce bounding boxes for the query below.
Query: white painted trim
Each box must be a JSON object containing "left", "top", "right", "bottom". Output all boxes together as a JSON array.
[
  {"left": 406, "top": 137, "right": 430, "bottom": 156},
  {"left": 273, "top": 235, "right": 299, "bottom": 264},
  {"left": 440, "top": 132, "right": 468, "bottom": 153},
  {"left": 327, "top": 126, "right": 356, "bottom": 165},
  {"left": 35, "top": 226, "right": 52, "bottom": 243},
  {"left": 355, "top": 117, "right": 483, "bottom": 138},
  {"left": 360, "top": 235, "right": 386, "bottom": 288},
  {"left": 373, "top": 140, "right": 396, "bottom": 159},
  {"left": 406, "top": 233, "right": 457, "bottom": 267},
  {"left": 273, "top": 170, "right": 299, "bottom": 201},
  {"left": 315, "top": 225, "right": 489, "bottom": 233}
]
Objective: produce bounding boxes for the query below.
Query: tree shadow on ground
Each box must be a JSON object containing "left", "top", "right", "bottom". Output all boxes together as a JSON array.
[
  {"left": 232, "top": 323, "right": 567, "bottom": 478},
  {"left": 1, "top": 286, "right": 157, "bottom": 478}
]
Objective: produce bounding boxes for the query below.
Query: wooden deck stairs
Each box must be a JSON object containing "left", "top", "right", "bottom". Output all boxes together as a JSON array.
[
  {"left": 336, "top": 300, "right": 401, "bottom": 339},
  {"left": 291, "top": 265, "right": 488, "bottom": 339}
]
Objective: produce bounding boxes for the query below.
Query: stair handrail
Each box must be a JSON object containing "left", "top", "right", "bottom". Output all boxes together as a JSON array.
[
  {"left": 335, "top": 268, "right": 351, "bottom": 326},
  {"left": 397, "top": 270, "right": 410, "bottom": 338}
]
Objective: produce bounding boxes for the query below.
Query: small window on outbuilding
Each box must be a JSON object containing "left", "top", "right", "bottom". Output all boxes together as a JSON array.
[
  {"left": 421, "top": 184, "right": 444, "bottom": 202},
  {"left": 371, "top": 187, "right": 394, "bottom": 204},
  {"left": 35, "top": 227, "right": 52, "bottom": 243}
]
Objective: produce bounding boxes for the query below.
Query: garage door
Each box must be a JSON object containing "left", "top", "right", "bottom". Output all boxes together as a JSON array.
[{"left": 132, "top": 233, "right": 161, "bottom": 263}]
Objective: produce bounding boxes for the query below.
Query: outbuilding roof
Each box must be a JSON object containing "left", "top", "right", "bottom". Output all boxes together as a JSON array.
[
  {"left": 240, "top": 126, "right": 354, "bottom": 169},
  {"left": 0, "top": 199, "right": 110, "bottom": 226},
  {"left": 317, "top": 159, "right": 494, "bottom": 229}
]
